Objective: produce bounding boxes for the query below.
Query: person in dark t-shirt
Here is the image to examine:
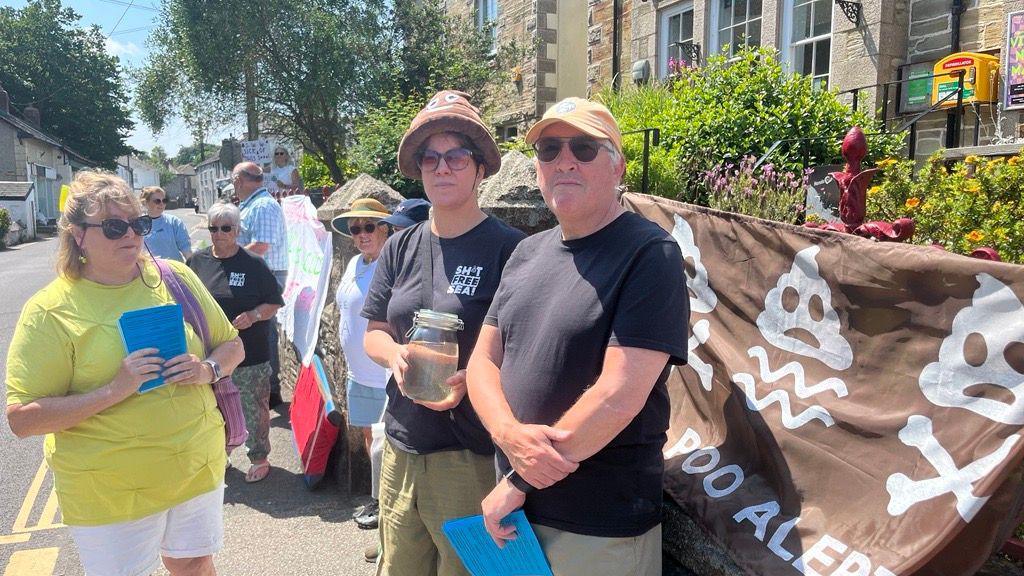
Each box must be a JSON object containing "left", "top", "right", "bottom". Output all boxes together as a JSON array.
[
  {"left": 188, "top": 201, "right": 284, "bottom": 484},
  {"left": 467, "top": 98, "right": 690, "bottom": 576},
  {"left": 361, "top": 90, "right": 525, "bottom": 576}
]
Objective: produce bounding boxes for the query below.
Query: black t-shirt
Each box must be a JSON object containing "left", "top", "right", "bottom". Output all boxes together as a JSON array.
[
  {"left": 187, "top": 247, "right": 284, "bottom": 367},
  {"left": 485, "top": 211, "right": 690, "bottom": 537},
  {"left": 362, "top": 216, "right": 526, "bottom": 456}
]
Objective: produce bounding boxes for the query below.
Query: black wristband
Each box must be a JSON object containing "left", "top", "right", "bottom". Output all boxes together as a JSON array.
[{"left": 505, "top": 470, "right": 535, "bottom": 493}]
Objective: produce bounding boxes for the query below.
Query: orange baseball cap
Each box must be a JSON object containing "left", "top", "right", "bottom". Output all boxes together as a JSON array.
[{"left": 524, "top": 97, "right": 622, "bottom": 154}]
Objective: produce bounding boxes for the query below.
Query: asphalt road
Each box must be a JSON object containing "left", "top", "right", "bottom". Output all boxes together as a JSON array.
[{"left": 0, "top": 209, "right": 377, "bottom": 575}]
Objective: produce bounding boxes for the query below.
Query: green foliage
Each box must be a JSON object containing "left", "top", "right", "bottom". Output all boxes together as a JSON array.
[
  {"left": 173, "top": 143, "right": 220, "bottom": 167},
  {"left": 866, "top": 153, "right": 1024, "bottom": 263},
  {"left": 0, "top": 207, "right": 11, "bottom": 247},
  {"left": 298, "top": 153, "right": 342, "bottom": 189},
  {"left": 0, "top": 0, "right": 132, "bottom": 166},
  {"left": 599, "top": 46, "right": 905, "bottom": 202},
  {"left": 705, "top": 156, "right": 808, "bottom": 224},
  {"left": 350, "top": 95, "right": 424, "bottom": 197}
]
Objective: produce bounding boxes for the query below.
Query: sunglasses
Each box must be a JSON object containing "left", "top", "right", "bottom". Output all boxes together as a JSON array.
[
  {"left": 275, "top": 151, "right": 286, "bottom": 156},
  {"left": 349, "top": 223, "right": 380, "bottom": 236},
  {"left": 208, "top": 225, "right": 235, "bottom": 233},
  {"left": 417, "top": 148, "right": 474, "bottom": 173},
  {"left": 82, "top": 216, "right": 153, "bottom": 240},
  {"left": 533, "top": 137, "right": 610, "bottom": 163},
  {"left": 149, "top": 198, "right": 166, "bottom": 205}
]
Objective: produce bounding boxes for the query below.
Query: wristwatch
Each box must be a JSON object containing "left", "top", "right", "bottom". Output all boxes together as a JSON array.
[
  {"left": 504, "top": 469, "right": 535, "bottom": 494},
  {"left": 201, "top": 359, "right": 223, "bottom": 383},
  {"left": 251, "top": 308, "right": 262, "bottom": 321}
]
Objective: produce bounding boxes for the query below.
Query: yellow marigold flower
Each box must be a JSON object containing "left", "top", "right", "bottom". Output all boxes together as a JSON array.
[
  {"left": 965, "top": 180, "right": 981, "bottom": 194},
  {"left": 1010, "top": 156, "right": 1020, "bottom": 166},
  {"left": 868, "top": 186, "right": 881, "bottom": 197},
  {"left": 964, "top": 155, "right": 981, "bottom": 165},
  {"left": 989, "top": 157, "right": 1005, "bottom": 166},
  {"left": 905, "top": 197, "right": 921, "bottom": 209},
  {"left": 966, "top": 230, "right": 985, "bottom": 243},
  {"left": 876, "top": 158, "right": 898, "bottom": 169}
]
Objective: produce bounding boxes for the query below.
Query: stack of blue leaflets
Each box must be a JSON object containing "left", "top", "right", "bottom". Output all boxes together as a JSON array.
[
  {"left": 442, "top": 510, "right": 552, "bottom": 576},
  {"left": 117, "top": 304, "right": 187, "bottom": 393}
]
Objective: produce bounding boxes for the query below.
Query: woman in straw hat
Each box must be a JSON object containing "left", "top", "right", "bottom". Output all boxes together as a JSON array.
[
  {"left": 361, "top": 91, "right": 526, "bottom": 576},
  {"left": 6, "top": 171, "right": 243, "bottom": 575},
  {"left": 330, "top": 197, "right": 393, "bottom": 530}
]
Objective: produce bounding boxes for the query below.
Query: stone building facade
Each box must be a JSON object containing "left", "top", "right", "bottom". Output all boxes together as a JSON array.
[{"left": 446, "top": 0, "right": 1024, "bottom": 159}]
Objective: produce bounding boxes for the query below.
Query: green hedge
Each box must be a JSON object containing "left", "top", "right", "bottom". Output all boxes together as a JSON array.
[{"left": 599, "top": 46, "right": 905, "bottom": 204}]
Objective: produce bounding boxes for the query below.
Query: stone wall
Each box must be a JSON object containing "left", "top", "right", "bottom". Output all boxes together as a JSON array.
[{"left": 0, "top": 121, "right": 17, "bottom": 181}]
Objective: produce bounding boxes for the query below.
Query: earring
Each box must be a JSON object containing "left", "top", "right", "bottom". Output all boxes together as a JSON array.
[{"left": 78, "top": 251, "right": 87, "bottom": 264}]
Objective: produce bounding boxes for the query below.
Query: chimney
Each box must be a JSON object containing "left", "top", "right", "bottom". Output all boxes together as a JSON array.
[
  {"left": 0, "top": 84, "right": 8, "bottom": 114},
  {"left": 23, "top": 104, "right": 40, "bottom": 127}
]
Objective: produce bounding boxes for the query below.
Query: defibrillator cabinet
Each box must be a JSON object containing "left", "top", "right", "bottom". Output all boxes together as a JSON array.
[{"left": 932, "top": 52, "right": 1000, "bottom": 108}]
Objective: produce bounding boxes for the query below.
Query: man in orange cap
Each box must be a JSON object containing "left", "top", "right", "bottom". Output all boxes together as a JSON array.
[{"left": 468, "top": 97, "right": 690, "bottom": 575}]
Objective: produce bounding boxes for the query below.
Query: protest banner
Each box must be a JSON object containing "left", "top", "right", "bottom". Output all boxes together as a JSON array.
[
  {"left": 623, "top": 192, "right": 1024, "bottom": 575},
  {"left": 279, "top": 194, "right": 333, "bottom": 366}
]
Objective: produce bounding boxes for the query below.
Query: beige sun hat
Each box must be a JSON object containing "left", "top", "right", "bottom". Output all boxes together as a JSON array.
[{"left": 330, "top": 198, "right": 391, "bottom": 237}]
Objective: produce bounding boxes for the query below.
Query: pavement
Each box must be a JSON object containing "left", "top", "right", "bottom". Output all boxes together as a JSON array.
[{"left": 0, "top": 209, "right": 378, "bottom": 575}]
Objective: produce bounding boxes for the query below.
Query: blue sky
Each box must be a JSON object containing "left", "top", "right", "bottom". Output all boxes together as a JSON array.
[{"left": 2, "top": 0, "right": 238, "bottom": 158}]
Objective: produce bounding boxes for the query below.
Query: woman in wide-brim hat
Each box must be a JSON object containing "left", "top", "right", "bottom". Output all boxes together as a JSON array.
[
  {"left": 361, "top": 91, "right": 526, "bottom": 576},
  {"left": 331, "top": 197, "right": 393, "bottom": 523}
]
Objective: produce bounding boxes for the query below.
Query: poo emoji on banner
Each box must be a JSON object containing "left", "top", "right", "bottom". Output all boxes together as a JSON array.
[{"left": 624, "top": 193, "right": 1024, "bottom": 576}]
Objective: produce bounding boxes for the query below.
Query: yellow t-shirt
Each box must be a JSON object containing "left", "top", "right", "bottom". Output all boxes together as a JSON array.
[{"left": 5, "top": 259, "right": 239, "bottom": 526}]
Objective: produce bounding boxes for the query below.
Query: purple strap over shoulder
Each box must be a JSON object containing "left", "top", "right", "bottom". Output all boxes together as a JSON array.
[{"left": 153, "top": 258, "right": 248, "bottom": 451}]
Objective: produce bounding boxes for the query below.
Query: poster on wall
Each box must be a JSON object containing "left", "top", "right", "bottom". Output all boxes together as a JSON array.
[{"left": 1005, "top": 11, "right": 1024, "bottom": 110}]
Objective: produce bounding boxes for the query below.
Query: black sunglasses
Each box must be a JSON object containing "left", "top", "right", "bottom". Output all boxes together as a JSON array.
[
  {"left": 150, "top": 197, "right": 165, "bottom": 205},
  {"left": 82, "top": 216, "right": 153, "bottom": 240},
  {"left": 533, "top": 137, "right": 610, "bottom": 163},
  {"left": 416, "top": 148, "right": 474, "bottom": 173},
  {"left": 349, "top": 223, "right": 379, "bottom": 236},
  {"left": 275, "top": 151, "right": 286, "bottom": 156},
  {"left": 208, "top": 225, "right": 235, "bottom": 233}
]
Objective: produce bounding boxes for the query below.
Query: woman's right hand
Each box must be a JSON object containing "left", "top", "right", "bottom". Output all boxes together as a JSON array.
[
  {"left": 390, "top": 344, "right": 410, "bottom": 397},
  {"left": 109, "top": 348, "right": 164, "bottom": 400}
]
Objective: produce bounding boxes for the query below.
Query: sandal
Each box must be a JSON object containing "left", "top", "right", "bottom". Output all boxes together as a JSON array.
[{"left": 245, "top": 460, "right": 270, "bottom": 483}]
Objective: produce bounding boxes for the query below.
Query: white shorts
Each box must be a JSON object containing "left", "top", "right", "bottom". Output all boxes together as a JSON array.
[{"left": 70, "top": 485, "right": 225, "bottom": 576}]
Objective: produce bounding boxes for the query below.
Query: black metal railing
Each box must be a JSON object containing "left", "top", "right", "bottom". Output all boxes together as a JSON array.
[{"left": 622, "top": 128, "right": 661, "bottom": 195}]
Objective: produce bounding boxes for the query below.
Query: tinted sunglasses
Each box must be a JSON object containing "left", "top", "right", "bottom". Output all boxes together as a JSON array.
[
  {"left": 82, "top": 216, "right": 153, "bottom": 240},
  {"left": 417, "top": 148, "right": 474, "bottom": 173},
  {"left": 275, "top": 151, "right": 286, "bottom": 156},
  {"left": 149, "top": 197, "right": 166, "bottom": 205},
  {"left": 208, "top": 225, "right": 235, "bottom": 233},
  {"left": 349, "top": 223, "right": 380, "bottom": 236},
  {"left": 533, "top": 137, "right": 610, "bottom": 163}
]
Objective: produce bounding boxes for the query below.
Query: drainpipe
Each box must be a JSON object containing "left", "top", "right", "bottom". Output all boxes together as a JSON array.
[
  {"left": 612, "top": 0, "right": 621, "bottom": 91},
  {"left": 944, "top": 0, "right": 967, "bottom": 149}
]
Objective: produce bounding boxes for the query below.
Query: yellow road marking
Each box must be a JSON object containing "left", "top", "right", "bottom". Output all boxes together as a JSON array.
[
  {"left": 11, "top": 462, "right": 63, "bottom": 534},
  {"left": 3, "top": 547, "right": 58, "bottom": 576},
  {"left": 0, "top": 535, "right": 30, "bottom": 545}
]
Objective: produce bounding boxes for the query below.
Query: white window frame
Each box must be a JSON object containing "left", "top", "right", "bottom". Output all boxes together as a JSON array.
[
  {"left": 475, "top": 0, "right": 498, "bottom": 55},
  {"left": 658, "top": 1, "right": 695, "bottom": 78},
  {"left": 781, "top": 0, "right": 834, "bottom": 88},
  {"left": 708, "top": 0, "right": 764, "bottom": 59}
]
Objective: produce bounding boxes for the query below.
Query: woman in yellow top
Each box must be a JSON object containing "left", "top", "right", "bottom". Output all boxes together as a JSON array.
[{"left": 5, "top": 171, "right": 244, "bottom": 576}]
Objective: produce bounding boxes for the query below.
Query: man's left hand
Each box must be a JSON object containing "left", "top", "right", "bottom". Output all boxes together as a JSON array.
[
  {"left": 414, "top": 369, "right": 467, "bottom": 411},
  {"left": 482, "top": 478, "right": 526, "bottom": 548}
]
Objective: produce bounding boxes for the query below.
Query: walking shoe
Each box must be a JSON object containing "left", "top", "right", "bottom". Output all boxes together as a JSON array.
[
  {"left": 354, "top": 499, "right": 379, "bottom": 530},
  {"left": 363, "top": 544, "right": 380, "bottom": 563},
  {"left": 351, "top": 498, "right": 377, "bottom": 519}
]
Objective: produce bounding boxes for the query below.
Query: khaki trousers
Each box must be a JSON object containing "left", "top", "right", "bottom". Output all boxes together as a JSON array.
[
  {"left": 534, "top": 523, "right": 662, "bottom": 576},
  {"left": 376, "top": 439, "right": 495, "bottom": 576}
]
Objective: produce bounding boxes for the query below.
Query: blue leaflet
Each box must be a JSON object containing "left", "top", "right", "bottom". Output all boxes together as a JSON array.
[
  {"left": 118, "top": 304, "right": 188, "bottom": 393},
  {"left": 442, "top": 510, "right": 552, "bottom": 576}
]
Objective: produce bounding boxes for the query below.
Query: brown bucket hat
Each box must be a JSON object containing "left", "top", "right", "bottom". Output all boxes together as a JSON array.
[{"left": 397, "top": 90, "right": 501, "bottom": 180}]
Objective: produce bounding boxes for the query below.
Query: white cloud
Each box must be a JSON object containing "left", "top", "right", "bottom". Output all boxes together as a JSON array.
[{"left": 104, "top": 37, "right": 141, "bottom": 59}]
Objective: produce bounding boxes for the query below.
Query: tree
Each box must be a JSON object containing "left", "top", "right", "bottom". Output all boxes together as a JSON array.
[
  {"left": 174, "top": 143, "right": 220, "bottom": 167},
  {"left": 0, "top": 0, "right": 132, "bottom": 167},
  {"left": 137, "top": 0, "right": 523, "bottom": 184}
]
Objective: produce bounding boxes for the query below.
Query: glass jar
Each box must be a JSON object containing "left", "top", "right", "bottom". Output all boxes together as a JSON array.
[{"left": 404, "top": 310, "right": 464, "bottom": 403}]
